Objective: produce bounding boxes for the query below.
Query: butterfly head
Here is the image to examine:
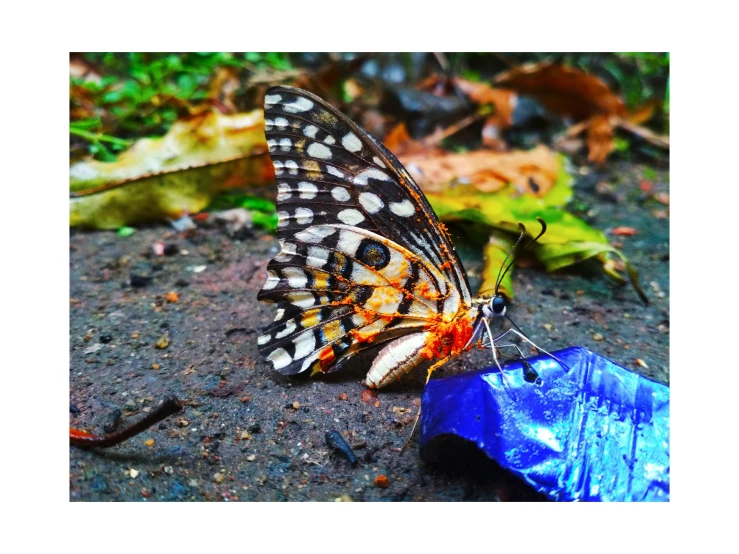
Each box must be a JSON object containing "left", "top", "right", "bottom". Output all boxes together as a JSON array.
[{"left": 482, "top": 295, "right": 507, "bottom": 319}]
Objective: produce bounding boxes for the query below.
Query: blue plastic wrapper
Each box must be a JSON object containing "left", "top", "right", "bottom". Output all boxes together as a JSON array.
[{"left": 419, "top": 346, "right": 669, "bottom": 502}]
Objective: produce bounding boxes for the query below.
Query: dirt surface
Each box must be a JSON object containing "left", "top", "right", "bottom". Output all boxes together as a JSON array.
[{"left": 69, "top": 160, "right": 669, "bottom": 501}]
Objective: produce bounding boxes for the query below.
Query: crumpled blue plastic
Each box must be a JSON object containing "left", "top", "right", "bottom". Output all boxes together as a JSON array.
[{"left": 419, "top": 346, "right": 669, "bottom": 502}]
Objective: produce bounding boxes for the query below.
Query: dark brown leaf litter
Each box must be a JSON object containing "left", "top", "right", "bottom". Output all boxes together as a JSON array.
[{"left": 69, "top": 161, "right": 669, "bottom": 501}]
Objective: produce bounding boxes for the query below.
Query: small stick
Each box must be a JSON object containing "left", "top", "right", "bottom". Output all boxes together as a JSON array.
[
  {"left": 422, "top": 112, "right": 486, "bottom": 147},
  {"left": 70, "top": 397, "right": 183, "bottom": 448}
]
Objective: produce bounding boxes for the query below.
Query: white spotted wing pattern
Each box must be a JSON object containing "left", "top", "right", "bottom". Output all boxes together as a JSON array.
[{"left": 257, "top": 86, "right": 481, "bottom": 388}]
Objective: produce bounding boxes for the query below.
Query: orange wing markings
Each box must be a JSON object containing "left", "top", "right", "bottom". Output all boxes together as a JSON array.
[
  {"left": 317, "top": 345, "right": 336, "bottom": 372},
  {"left": 420, "top": 311, "right": 476, "bottom": 361}
]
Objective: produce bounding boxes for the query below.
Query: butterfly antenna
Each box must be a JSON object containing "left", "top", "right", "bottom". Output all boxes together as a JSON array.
[
  {"left": 494, "top": 223, "right": 527, "bottom": 295},
  {"left": 495, "top": 218, "right": 548, "bottom": 295}
]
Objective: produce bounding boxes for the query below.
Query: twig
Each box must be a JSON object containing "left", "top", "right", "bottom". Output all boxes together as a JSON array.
[
  {"left": 70, "top": 397, "right": 183, "bottom": 448},
  {"left": 422, "top": 112, "right": 486, "bottom": 147}
]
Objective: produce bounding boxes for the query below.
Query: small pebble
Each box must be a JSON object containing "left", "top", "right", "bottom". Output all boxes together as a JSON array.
[
  {"left": 374, "top": 475, "right": 390, "bottom": 488},
  {"left": 129, "top": 468, "right": 139, "bottom": 479},
  {"left": 326, "top": 430, "right": 358, "bottom": 466},
  {"left": 156, "top": 334, "right": 170, "bottom": 349},
  {"left": 151, "top": 363, "right": 160, "bottom": 370},
  {"left": 144, "top": 439, "right": 155, "bottom": 447},
  {"left": 361, "top": 389, "right": 378, "bottom": 404},
  {"left": 213, "top": 472, "right": 225, "bottom": 484},
  {"left": 165, "top": 291, "right": 179, "bottom": 303},
  {"left": 593, "top": 333, "right": 604, "bottom": 341}
]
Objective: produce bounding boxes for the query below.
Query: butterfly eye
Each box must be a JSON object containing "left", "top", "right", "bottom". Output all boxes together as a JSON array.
[{"left": 492, "top": 296, "right": 506, "bottom": 315}]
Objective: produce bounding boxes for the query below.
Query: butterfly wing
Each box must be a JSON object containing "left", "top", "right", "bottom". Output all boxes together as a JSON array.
[{"left": 257, "top": 86, "right": 473, "bottom": 377}]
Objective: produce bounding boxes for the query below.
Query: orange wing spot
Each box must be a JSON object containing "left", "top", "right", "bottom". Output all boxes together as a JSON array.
[
  {"left": 317, "top": 346, "right": 335, "bottom": 372},
  {"left": 417, "top": 279, "right": 442, "bottom": 301}
]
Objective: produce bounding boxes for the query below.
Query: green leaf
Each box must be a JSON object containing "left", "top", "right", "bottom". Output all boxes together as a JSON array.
[
  {"left": 425, "top": 154, "right": 645, "bottom": 302},
  {"left": 117, "top": 226, "right": 135, "bottom": 237},
  {"left": 479, "top": 234, "right": 516, "bottom": 298},
  {"left": 252, "top": 211, "right": 279, "bottom": 233}
]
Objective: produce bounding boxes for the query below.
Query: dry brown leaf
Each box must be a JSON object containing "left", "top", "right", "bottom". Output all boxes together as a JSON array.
[
  {"left": 611, "top": 227, "right": 638, "bottom": 236},
  {"left": 454, "top": 77, "right": 517, "bottom": 127},
  {"left": 494, "top": 62, "right": 627, "bottom": 121},
  {"left": 586, "top": 114, "right": 616, "bottom": 165},
  {"left": 207, "top": 67, "right": 241, "bottom": 113},
  {"left": 383, "top": 123, "right": 427, "bottom": 156},
  {"left": 627, "top": 98, "right": 662, "bottom": 125},
  {"left": 398, "top": 144, "right": 559, "bottom": 195}
]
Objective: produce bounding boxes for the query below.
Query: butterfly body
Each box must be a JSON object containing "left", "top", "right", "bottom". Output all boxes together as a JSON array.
[{"left": 257, "top": 86, "right": 494, "bottom": 388}]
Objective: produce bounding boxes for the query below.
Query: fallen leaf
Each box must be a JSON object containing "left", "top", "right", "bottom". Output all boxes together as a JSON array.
[
  {"left": 494, "top": 62, "right": 627, "bottom": 121},
  {"left": 654, "top": 192, "right": 669, "bottom": 205},
  {"left": 627, "top": 98, "right": 663, "bottom": 125},
  {"left": 652, "top": 209, "right": 668, "bottom": 219},
  {"left": 426, "top": 163, "right": 648, "bottom": 304},
  {"left": 400, "top": 144, "right": 561, "bottom": 196},
  {"left": 611, "top": 227, "right": 638, "bottom": 236},
  {"left": 494, "top": 62, "right": 668, "bottom": 163},
  {"left": 639, "top": 181, "right": 653, "bottom": 193},
  {"left": 454, "top": 78, "right": 517, "bottom": 149},
  {"left": 478, "top": 234, "right": 516, "bottom": 298},
  {"left": 70, "top": 109, "right": 272, "bottom": 229},
  {"left": 454, "top": 77, "right": 517, "bottom": 127},
  {"left": 586, "top": 114, "right": 616, "bottom": 164}
]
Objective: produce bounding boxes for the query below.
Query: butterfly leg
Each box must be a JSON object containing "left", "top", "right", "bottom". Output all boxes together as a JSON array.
[
  {"left": 482, "top": 317, "right": 516, "bottom": 393},
  {"left": 492, "top": 328, "right": 570, "bottom": 371},
  {"left": 401, "top": 355, "right": 453, "bottom": 455}
]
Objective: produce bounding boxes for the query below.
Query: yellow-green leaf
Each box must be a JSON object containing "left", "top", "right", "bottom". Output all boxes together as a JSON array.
[
  {"left": 70, "top": 109, "right": 272, "bottom": 229},
  {"left": 478, "top": 234, "right": 516, "bottom": 299}
]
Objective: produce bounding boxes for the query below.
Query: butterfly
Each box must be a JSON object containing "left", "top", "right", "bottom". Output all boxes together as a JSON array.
[{"left": 257, "top": 86, "right": 554, "bottom": 389}]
